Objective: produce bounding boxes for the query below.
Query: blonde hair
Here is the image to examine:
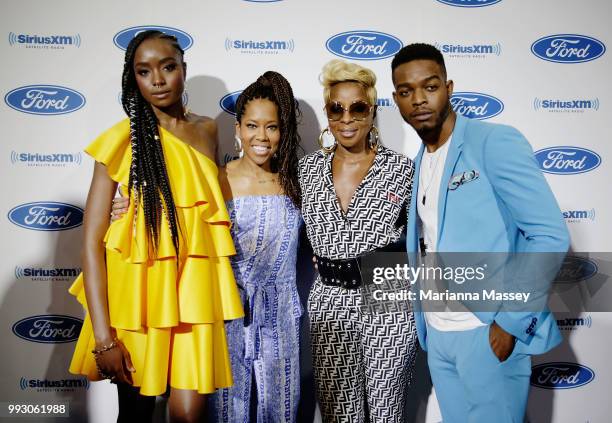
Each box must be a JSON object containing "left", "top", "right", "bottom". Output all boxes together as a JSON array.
[{"left": 320, "top": 59, "right": 377, "bottom": 106}]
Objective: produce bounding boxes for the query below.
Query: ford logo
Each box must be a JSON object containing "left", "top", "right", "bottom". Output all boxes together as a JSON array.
[
  {"left": 326, "top": 30, "right": 403, "bottom": 60},
  {"left": 534, "top": 146, "right": 601, "bottom": 175},
  {"left": 450, "top": 92, "right": 504, "bottom": 120},
  {"left": 4, "top": 85, "right": 85, "bottom": 116},
  {"left": 555, "top": 256, "right": 598, "bottom": 283},
  {"left": 436, "top": 0, "right": 502, "bottom": 7},
  {"left": 531, "top": 34, "right": 606, "bottom": 64},
  {"left": 113, "top": 25, "right": 193, "bottom": 51},
  {"left": 12, "top": 315, "right": 83, "bottom": 344},
  {"left": 220, "top": 91, "right": 243, "bottom": 115},
  {"left": 531, "top": 362, "right": 595, "bottom": 389},
  {"left": 8, "top": 201, "right": 84, "bottom": 231}
]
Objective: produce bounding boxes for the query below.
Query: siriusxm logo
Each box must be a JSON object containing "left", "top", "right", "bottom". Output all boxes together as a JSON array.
[
  {"left": 450, "top": 92, "right": 503, "bottom": 120},
  {"left": 5, "top": 85, "right": 85, "bottom": 115},
  {"left": 12, "top": 315, "right": 83, "bottom": 344},
  {"left": 8, "top": 202, "right": 84, "bottom": 231},
  {"left": 534, "top": 146, "right": 601, "bottom": 175},
  {"left": 436, "top": 0, "right": 502, "bottom": 7},
  {"left": 220, "top": 91, "right": 242, "bottom": 115},
  {"left": 534, "top": 97, "right": 599, "bottom": 113},
  {"left": 8, "top": 32, "right": 81, "bottom": 49},
  {"left": 326, "top": 31, "right": 402, "bottom": 60},
  {"left": 10, "top": 151, "right": 82, "bottom": 167},
  {"left": 20, "top": 377, "right": 89, "bottom": 392},
  {"left": 556, "top": 256, "right": 598, "bottom": 283},
  {"left": 15, "top": 266, "right": 80, "bottom": 282},
  {"left": 531, "top": 34, "right": 606, "bottom": 63},
  {"left": 435, "top": 42, "right": 501, "bottom": 58},
  {"left": 562, "top": 208, "right": 596, "bottom": 223},
  {"left": 113, "top": 26, "right": 193, "bottom": 51},
  {"left": 376, "top": 98, "right": 397, "bottom": 110},
  {"left": 225, "top": 38, "right": 294, "bottom": 54},
  {"left": 531, "top": 362, "right": 595, "bottom": 389},
  {"left": 557, "top": 315, "right": 593, "bottom": 330}
]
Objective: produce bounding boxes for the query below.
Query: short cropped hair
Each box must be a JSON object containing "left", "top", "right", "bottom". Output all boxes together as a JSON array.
[
  {"left": 391, "top": 43, "right": 447, "bottom": 79},
  {"left": 321, "top": 59, "right": 377, "bottom": 106}
]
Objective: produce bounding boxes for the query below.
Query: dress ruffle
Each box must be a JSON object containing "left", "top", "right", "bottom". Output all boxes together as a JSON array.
[{"left": 69, "top": 119, "right": 244, "bottom": 395}]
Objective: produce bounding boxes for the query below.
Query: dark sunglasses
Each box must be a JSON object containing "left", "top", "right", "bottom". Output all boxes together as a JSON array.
[{"left": 325, "top": 100, "right": 373, "bottom": 121}]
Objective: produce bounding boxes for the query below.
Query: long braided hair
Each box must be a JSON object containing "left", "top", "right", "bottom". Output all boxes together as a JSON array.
[
  {"left": 234, "top": 71, "right": 302, "bottom": 208},
  {"left": 121, "top": 30, "right": 182, "bottom": 255}
]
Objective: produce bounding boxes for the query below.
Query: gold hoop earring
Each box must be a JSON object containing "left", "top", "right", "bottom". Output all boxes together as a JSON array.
[
  {"left": 318, "top": 127, "right": 336, "bottom": 154},
  {"left": 368, "top": 126, "right": 380, "bottom": 150}
]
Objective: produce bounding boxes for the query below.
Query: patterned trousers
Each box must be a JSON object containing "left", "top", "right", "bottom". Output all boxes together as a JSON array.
[
  {"left": 308, "top": 279, "right": 418, "bottom": 422},
  {"left": 208, "top": 317, "right": 300, "bottom": 423}
]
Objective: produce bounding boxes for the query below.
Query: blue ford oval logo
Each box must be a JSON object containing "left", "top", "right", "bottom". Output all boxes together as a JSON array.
[
  {"left": 12, "top": 315, "right": 83, "bottom": 344},
  {"left": 531, "top": 34, "right": 605, "bottom": 63},
  {"left": 556, "top": 256, "right": 598, "bottom": 283},
  {"left": 436, "top": 0, "right": 502, "bottom": 7},
  {"left": 534, "top": 146, "right": 601, "bottom": 175},
  {"left": 4, "top": 85, "right": 85, "bottom": 116},
  {"left": 113, "top": 25, "right": 193, "bottom": 51},
  {"left": 8, "top": 202, "right": 84, "bottom": 231},
  {"left": 326, "top": 31, "right": 403, "bottom": 60},
  {"left": 450, "top": 92, "right": 504, "bottom": 120},
  {"left": 220, "top": 91, "right": 243, "bottom": 115},
  {"left": 531, "top": 362, "right": 594, "bottom": 389}
]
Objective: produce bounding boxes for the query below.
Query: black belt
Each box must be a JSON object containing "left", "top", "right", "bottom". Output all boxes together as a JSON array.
[
  {"left": 315, "top": 255, "right": 363, "bottom": 289},
  {"left": 315, "top": 233, "right": 407, "bottom": 290}
]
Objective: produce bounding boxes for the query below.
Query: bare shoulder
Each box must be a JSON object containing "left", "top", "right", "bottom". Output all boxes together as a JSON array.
[
  {"left": 185, "top": 113, "right": 218, "bottom": 161},
  {"left": 191, "top": 114, "right": 218, "bottom": 142}
]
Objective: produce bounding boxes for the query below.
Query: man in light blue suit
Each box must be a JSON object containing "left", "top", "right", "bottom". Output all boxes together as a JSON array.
[{"left": 391, "top": 44, "right": 569, "bottom": 422}]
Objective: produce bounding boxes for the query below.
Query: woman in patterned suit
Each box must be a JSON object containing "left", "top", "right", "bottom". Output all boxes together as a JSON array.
[{"left": 299, "top": 59, "right": 418, "bottom": 422}]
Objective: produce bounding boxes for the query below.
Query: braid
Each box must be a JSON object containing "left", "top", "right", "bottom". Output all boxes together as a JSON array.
[
  {"left": 121, "top": 30, "right": 183, "bottom": 256},
  {"left": 234, "top": 71, "right": 302, "bottom": 208}
]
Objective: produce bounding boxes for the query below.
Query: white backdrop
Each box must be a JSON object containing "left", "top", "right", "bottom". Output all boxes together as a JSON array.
[{"left": 1, "top": 1, "right": 610, "bottom": 422}]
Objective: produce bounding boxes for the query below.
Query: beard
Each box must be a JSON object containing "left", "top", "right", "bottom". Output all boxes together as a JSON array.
[{"left": 415, "top": 101, "right": 452, "bottom": 142}]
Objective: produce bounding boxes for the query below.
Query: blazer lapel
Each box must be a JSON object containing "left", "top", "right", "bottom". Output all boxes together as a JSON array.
[{"left": 437, "top": 115, "right": 468, "bottom": 247}]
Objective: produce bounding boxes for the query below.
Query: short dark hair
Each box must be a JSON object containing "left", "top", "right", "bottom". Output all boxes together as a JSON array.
[{"left": 391, "top": 43, "right": 447, "bottom": 79}]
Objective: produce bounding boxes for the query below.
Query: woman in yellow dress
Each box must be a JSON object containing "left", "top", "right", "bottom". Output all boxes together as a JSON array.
[{"left": 68, "top": 30, "right": 243, "bottom": 422}]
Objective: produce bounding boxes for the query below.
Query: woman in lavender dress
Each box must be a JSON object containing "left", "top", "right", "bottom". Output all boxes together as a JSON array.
[{"left": 211, "top": 71, "right": 303, "bottom": 422}]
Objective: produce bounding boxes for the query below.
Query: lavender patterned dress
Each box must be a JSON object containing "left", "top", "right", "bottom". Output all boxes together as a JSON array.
[{"left": 209, "top": 195, "right": 303, "bottom": 423}]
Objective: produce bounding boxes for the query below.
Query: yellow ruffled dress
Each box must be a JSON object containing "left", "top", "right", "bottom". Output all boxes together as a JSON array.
[{"left": 68, "top": 119, "right": 244, "bottom": 396}]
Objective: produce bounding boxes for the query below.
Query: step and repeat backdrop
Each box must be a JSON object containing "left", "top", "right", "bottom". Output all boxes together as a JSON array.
[{"left": 1, "top": 0, "right": 610, "bottom": 422}]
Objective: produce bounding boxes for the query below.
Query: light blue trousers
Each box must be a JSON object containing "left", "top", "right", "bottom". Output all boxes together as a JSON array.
[{"left": 426, "top": 324, "right": 531, "bottom": 423}]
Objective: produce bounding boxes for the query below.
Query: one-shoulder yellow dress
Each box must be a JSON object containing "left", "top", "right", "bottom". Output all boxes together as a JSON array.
[{"left": 68, "top": 119, "right": 244, "bottom": 396}]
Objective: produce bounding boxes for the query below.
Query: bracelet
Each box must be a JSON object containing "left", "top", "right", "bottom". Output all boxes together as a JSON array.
[{"left": 92, "top": 338, "right": 119, "bottom": 356}]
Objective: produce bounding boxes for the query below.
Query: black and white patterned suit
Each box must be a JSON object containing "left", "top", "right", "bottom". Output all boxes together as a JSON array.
[{"left": 299, "top": 146, "right": 418, "bottom": 422}]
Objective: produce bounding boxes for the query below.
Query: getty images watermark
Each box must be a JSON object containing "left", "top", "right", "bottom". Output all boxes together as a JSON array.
[{"left": 370, "top": 263, "right": 532, "bottom": 303}]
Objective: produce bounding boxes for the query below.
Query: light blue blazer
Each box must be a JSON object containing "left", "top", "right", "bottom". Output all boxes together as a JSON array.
[{"left": 407, "top": 114, "right": 569, "bottom": 355}]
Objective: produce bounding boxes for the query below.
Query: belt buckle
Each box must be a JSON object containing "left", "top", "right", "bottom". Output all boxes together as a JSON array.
[{"left": 339, "top": 257, "right": 362, "bottom": 289}]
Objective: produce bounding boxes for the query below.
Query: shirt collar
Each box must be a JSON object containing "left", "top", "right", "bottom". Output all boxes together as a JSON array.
[{"left": 322, "top": 145, "right": 390, "bottom": 192}]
